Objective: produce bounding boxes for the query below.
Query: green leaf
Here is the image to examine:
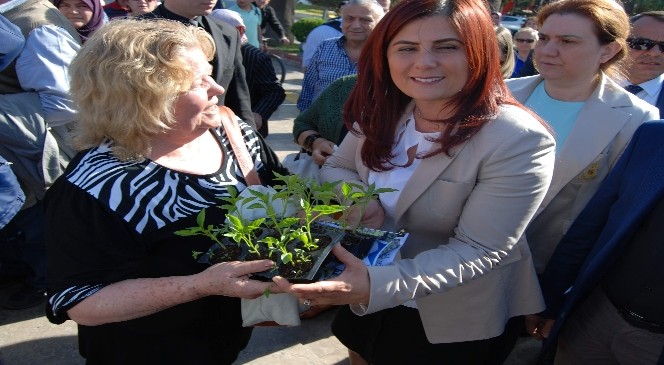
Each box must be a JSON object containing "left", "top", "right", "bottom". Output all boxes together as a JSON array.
[
  {"left": 281, "top": 252, "right": 293, "bottom": 264},
  {"left": 341, "top": 182, "right": 351, "bottom": 197},
  {"left": 196, "top": 210, "right": 205, "bottom": 227}
]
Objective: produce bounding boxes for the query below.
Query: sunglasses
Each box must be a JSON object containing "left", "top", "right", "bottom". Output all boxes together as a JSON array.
[
  {"left": 515, "top": 38, "right": 535, "bottom": 44},
  {"left": 627, "top": 38, "right": 664, "bottom": 52}
]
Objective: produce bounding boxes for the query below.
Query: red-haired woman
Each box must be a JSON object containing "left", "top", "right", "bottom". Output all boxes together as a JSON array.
[{"left": 273, "top": 0, "right": 556, "bottom": 363}]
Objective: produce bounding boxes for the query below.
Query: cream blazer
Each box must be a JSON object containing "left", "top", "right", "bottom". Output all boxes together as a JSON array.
[
  {"left": 320, "top": 102, "right": 556, "bottom": 343},
  {"left": 507, "top": 74, "right": 660, "bottom": 273}
]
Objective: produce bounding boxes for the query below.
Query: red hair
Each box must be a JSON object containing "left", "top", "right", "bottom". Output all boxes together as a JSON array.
[{"left": 345, "top": 0, "right": 530, "bottom": 171}]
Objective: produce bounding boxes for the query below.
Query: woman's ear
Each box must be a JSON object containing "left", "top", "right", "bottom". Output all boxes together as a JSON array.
[{"left": 599, "top": 41, "right": 621, "bottom": 64}]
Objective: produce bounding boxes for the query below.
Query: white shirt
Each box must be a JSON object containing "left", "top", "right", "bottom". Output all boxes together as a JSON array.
[
  {"left": 622, "top": 73, "right": 663, "bottom": 107},
  {"left": 301, "top": 21, "right": 342, "bottom": 69}
]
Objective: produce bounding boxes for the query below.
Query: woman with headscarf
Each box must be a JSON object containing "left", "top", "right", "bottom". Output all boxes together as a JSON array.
[{"left": 55, "top": 0, "right": 106, "bottom": 43}]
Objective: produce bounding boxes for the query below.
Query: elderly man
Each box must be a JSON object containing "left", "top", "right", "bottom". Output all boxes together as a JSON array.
[
  {"left": 143, "top": 0, "right": 257, "bottom": 129},
  {"left": 623, "top": 11, "right": 664, "bottom": 116},
  {"left": 297, "top": 0, "right": 384, "bottom": 112}
]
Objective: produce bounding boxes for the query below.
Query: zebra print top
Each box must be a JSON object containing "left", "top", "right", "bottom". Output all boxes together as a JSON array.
[{"left": 46, "top": 125, "right": 267, "bottom": 323}]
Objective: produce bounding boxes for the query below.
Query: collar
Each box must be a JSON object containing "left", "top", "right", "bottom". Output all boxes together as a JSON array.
[
  {"left": 156, "top": 3, "right": 201, "bottom": 25},
  {"left": 620, "top": 74, "right": 664, "bottom": 97},
  {"left": 638, "top": 74, "right": 664, "bottom": 97},
  {"left": 0, "top": 0, "right": 28, "bottom": 12}
]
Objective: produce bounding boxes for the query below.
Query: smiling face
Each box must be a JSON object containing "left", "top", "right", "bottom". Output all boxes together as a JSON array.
[
  {"left": 171, "top": 47, "right": 225, "bottom": 135},
  {"left": 626, "top": 15, "right": 664, "bottom": 85},
  {"left": 387, "top": 15, "right": 468, "bottom": 115},
  {"left": 341, "top": 3, "right": 382, "bottom": 45},
  {"left": 535, "top": 13, "right": 619, "bottom": 89},
  {"left": 57, "top": 0, "right": 93, "bottom": 29}
]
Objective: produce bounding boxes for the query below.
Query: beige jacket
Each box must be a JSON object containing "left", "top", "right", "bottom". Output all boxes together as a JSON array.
[
  {"left": 320, "top": 102, "right": 555, "bottom": 343},
  {"left": 507, "top": 74, "right": 660, "bottom": 273}
]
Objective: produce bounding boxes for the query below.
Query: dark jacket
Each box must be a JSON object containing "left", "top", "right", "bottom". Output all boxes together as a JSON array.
[
  {"left": 256, "top": 4, "right": 286, "bottom": 39},
  {"left": 241, "top": 43, "right": 285, "bottom": 137},
  {"left": 539, "top": 121, "right": 664, "bottom": 364},
  {"left": 142, "top": 5, "right": 256, "bottom": 128}
]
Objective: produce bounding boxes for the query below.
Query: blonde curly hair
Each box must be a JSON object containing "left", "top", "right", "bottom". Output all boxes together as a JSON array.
[{"left": 70, "top": 19, "right": 216, "bottom": 160}]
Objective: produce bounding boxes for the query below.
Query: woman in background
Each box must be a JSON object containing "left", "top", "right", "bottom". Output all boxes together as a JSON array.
[
  {"left": 496, "top": 25, "right": 516, "bottom": 79},
  {"left": 507, "top": 0, "right": 658, "bottom": 278},
  {"left": 511, "top": 27, "right": 538, "bottom": 78},
  {"left": 55, "top": 0, "right": 105, "bottom": 42}
]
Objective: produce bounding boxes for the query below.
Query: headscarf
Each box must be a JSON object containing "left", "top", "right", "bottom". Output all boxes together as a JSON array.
[
  {"left": 54, "top": 0, "right": 106, "bottom": 42},
  {"left": 210, "top": 9, "right": 248, "bottom": 44}
]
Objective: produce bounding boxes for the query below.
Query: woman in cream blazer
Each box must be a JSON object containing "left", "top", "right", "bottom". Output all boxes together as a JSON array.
[
  {"left": 506, "top": 0, "right": 659, "bottom": 275},
  {"left": 274, "top": 0, "right": 555, "bottom": 363}
]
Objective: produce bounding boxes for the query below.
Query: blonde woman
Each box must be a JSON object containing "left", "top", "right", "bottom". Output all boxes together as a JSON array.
[
  {"left": 511, "top": 26, "right": 538, "bottom": 78},
  {"left": 45, "top": 19, "right": 288, "bottom": 365}
]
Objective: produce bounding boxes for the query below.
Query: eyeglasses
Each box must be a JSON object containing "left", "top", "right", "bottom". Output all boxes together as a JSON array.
[
  {"left": 515, "top": 38, "right": 535, "bottom": 44},
  {"left": 627, "top": 37, "right": 664, "bottom": 52}
]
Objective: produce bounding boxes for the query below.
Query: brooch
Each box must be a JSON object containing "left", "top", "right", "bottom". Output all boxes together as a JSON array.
[{"left": 579, "top": 162, "right": 599, "bottom": 180}]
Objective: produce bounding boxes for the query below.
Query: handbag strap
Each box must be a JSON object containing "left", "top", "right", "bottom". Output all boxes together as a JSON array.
[{"left": 218, "top": 107, "right": 261, "bottom": 186}]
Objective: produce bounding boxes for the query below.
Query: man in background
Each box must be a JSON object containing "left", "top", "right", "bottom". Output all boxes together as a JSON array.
[
  {"left": 297, "top": 0, "right": 384, "bottom": 112},
  {"left": 143, "top": 0, "right": 257, "bottom": 129},
  {"left": 622, "top": 11, "right": 664, "bottom": 115},
  {"left": 210, "top": 9, "right": 285, "bottom": 138}
]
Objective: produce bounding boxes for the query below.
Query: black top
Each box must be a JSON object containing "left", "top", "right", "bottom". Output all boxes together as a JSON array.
[
  {"left": 140, "top": 4, "right": 256, "bottom": 129},
  {"left": 241, "top": 43, "right": 285, "bottom": 137},
  {"left": 603, "top": 194, "right": 664, "bottom": 324},
  {"left": 45, "top": 124, "right": 287, "bottom": 364},
  {"left": 258, "top": 4, "right": 287, "bottom": 39}
]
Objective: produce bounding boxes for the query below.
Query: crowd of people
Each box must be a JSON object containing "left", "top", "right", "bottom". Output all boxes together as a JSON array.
[{"left": 0, "top": 0, "right": 663, "bottom": 364}]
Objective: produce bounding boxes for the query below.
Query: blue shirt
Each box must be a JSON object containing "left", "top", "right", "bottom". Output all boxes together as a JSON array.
[
  {"left": 525, "top": 82, "right": 584, "bottom": 151},
  {"left": 297, "top": 36, "right": 357, "bottom": 112},
  {"left": 229, "top": 4, "right": 262, "bottom": 48}
]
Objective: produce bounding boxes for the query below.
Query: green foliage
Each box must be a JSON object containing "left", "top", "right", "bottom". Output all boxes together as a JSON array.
[
  {"left": 178, "top": 173, "right": 397, "bottom": 268},
  {"left": 291, "top": 18, "right": 325, "bottom": 42}
]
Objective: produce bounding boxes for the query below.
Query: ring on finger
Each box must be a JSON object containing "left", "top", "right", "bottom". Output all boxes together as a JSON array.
[{"left": 303, "top": 299, "right": 312, "bottom": 306}]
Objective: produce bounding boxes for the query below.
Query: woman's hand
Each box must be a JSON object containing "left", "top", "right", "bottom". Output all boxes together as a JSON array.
[
  {"left": 311, "top": 137, "right": 336, "bottom": 165},
  {"left": 68, "top": 259, "right": 276, "bottom": 326},
  {"left": 272, "top": 244, "right": 371, "bottom": 306},
  {"left": 524, "top": 314, "right": 554, "bottom": 341},
  {"left": 194, "top": 259, "right": 275, "bottom": 299},
  {"left": 344, "top": 199, "right": 385, "bottom": 230}
]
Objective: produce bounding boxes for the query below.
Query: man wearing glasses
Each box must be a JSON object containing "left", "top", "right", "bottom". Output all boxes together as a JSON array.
[{"left": 623, "top": 11, "right": 663, "bottom": 116}]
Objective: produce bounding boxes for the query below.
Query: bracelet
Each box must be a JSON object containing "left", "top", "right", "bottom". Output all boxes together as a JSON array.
[{"left": 303, "top": 134, "right": 322, "bottom": 152}]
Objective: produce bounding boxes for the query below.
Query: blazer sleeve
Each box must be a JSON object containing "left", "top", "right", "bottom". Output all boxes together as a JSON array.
[{"left": 357, "top": 117, "right": 556, "bottom": 314}]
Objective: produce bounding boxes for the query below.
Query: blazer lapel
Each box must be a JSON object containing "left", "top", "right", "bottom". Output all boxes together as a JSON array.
[
  {"left": 539, "top": 75, "right": 636, "bottom": 208},
  {"left": 391, "top": 103, "right": 469, "bottom": 224},
  {"left": 656, "top": 82, "right": 664, "bottom": 117}
]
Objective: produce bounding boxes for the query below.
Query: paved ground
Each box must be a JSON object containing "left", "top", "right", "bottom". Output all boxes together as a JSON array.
[{"left": 0, "top": 60, "right": 542, "bottom": 365}]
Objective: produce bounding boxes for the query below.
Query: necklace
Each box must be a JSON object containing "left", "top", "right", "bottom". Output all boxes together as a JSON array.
[{"left": 415, "top": 106, "right": 445, "bottom": 130}]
